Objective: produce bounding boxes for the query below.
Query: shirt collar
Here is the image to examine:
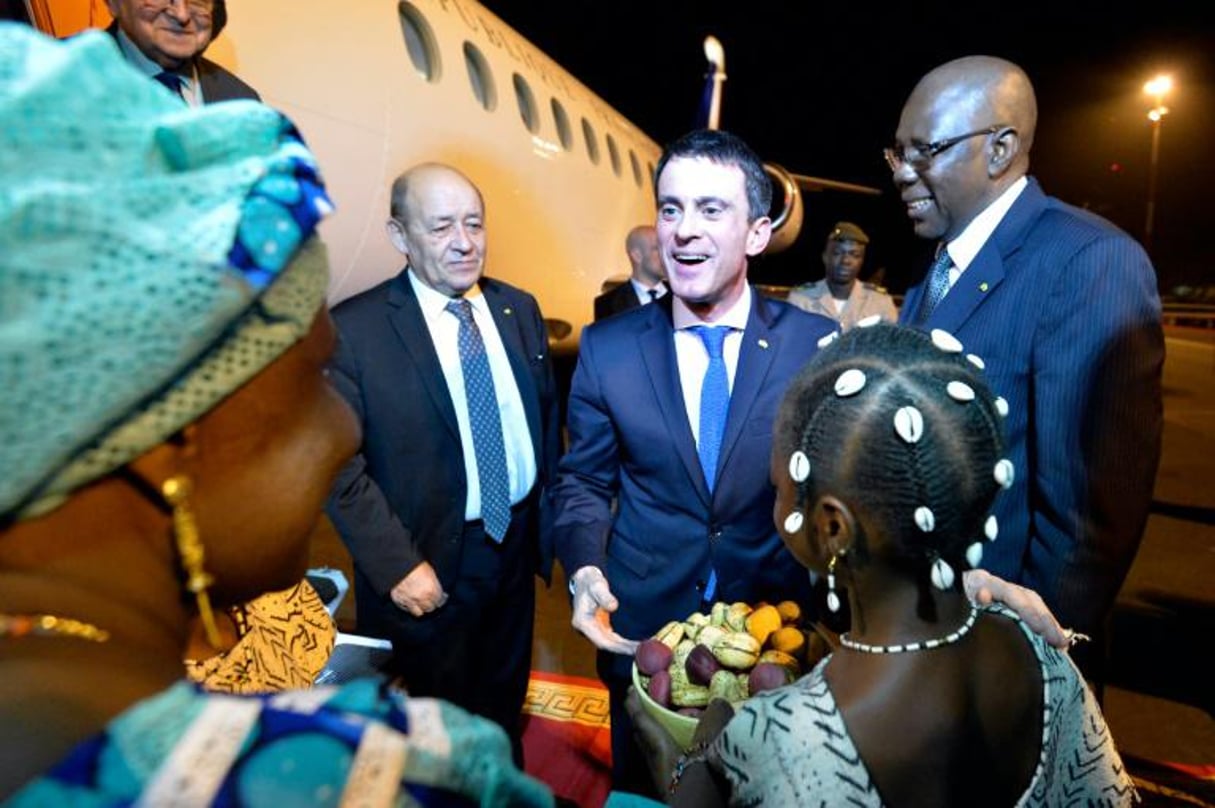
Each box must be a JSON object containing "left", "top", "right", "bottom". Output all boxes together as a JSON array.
[
  {"left": 114, "top": 27, "right": 199, "bottom": 93},
  {"left": 407, "top": 269, "right": 486, "bottom": 321},
  {"left": 945, "top": 176, "right": 1027, "bottom": 270},
  {"left": 672, "top": 284, "right": 752, "bottom": 332}
]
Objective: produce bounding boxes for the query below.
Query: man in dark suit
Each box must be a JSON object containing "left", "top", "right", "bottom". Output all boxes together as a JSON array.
[
  {"left": 593, "top": 224, "right": 666, "bottom": 321},
  {"left": 105, "top": 0, "right": 258, "bottom": 104},
  {"left": 325, "top": 163, "right": 561, "bottom": 764},
  {"left": 890, "top": 55, "right": 1164, "bottom": 681},
  {"left": 551, "top": 129, "right": 838, "bottom": 795}
]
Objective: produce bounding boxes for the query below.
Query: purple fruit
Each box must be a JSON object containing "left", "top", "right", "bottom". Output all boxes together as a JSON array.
[
  {"left": 648, "top": 668, "right": 672, "bottom": 707},
  {"left": 677, "top": 707, "right": 704, "bottom": 718},
  {"left": 636, "top": 638, "right": 674, "bottom": 676},
  {"left": 685, "top": 644, "right": 722, "bottom": 686},
  {"left": 748, "top": 662, "right": 791, "bottom": 695}
]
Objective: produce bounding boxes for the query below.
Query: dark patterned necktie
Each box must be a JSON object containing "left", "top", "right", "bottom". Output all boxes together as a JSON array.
[
  {"left": 446, "top": 299, "right": 511, "bottom": 542},
  {"left": 915, "top": 246, "right": 953, "bottom": 325},
  {"left": 153, "top": 71, "right": 186, "bottom": 102}
]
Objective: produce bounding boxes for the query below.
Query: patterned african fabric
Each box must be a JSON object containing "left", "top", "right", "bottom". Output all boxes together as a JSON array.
[
  {"left": 5, "top": 678, "right": 554, "bottom": 807},
  {"left": 709, "top": 605, "right": 1137, "bottom": 806},
  {"left": 185, "top": 580, "right": 335, "bottom": 694}
]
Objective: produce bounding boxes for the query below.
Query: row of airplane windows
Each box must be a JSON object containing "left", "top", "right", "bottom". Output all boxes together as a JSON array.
[{"left": 398, "top": 3, "right": 654, "bottom": 189}]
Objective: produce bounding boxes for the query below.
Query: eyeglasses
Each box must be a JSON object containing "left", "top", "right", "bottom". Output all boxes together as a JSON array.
[
  {"left": 141, "top": 0, "right": 214, "bottom": 18},
  {"left": 883, "top": 126, "right": 1004, "bottom": 172}
]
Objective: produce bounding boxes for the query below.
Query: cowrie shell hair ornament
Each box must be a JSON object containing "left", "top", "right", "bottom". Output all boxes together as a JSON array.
[
  {"left": 946, "top": 381, "right": 975, "bottom": 402},
  {"left": 994, "top": 397, "right": 1009, "bottom": 418},
  {"left": 984, "top": 515, "right": 999, "bottom": 541},
  {"left": 994, "top": 459, "right": 1015, "bottom": 489},
  {"left": 788, "top": 451, "right": 811, "bottom": 482},
  {"left": 931, "top": 557, "right": 956, "bottom": 590},
  {"left": 834, "top": 368, "right": 866, "bottom": 397},
  {"left": 966, "top": 542, "right": 984, "bottom": 568},
  {"left": 783, "top": 510, "right": 804, "bottom": 534},
  {"left": 817, "top": 331, "right": 840, "bottom": 349},
  {"left": 893, "top": 406, "right": 924, "bottom": 443},
  {"left": 966, "top": 353, "right": 986, "bottom": 370},
  {"left": 930, "top": 329, "right": 963, "bottom": 353},
  {"left": 914, "top": 506, "right": 935, "bottom": 532},
  {"left": 856, "top": 314, "right": 882, "bottom": 328}
]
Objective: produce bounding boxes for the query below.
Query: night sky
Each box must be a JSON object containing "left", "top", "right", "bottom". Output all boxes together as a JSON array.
[{"left": 484, "top": 1, "right": 1215, "bottom": 294}]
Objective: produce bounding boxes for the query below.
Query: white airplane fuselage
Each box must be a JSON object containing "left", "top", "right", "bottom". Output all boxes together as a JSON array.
[{"left": 207, "top": 0, "right": 661, "bottom": 353}]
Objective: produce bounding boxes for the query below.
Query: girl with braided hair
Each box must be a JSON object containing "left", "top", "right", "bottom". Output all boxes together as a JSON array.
[{"left": 627, "top": 323, "right": 1135, "bottom": 806}]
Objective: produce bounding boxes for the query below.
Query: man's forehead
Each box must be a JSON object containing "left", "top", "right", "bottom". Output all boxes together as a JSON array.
[{"left": 657, "top": 156, "right": 746, "bottom": 197}]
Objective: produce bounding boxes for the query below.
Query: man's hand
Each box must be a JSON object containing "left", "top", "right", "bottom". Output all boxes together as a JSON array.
[
  {"left": 963, "top": 568, "right": 1075, "bottom": 649},
  {"left": 569, "top": 566, "right": 638, "bottom": 655},
  {"left": 390, "top": 562, "right": 448, "bottom": 617}
]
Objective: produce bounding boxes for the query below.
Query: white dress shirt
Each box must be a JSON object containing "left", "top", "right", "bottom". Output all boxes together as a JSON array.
[
  {"left": 408, "top": 271, "right": 537, "bottom": 521},
  {"left": 942, "top": 176, "right": 1028, "bottom": 287}
]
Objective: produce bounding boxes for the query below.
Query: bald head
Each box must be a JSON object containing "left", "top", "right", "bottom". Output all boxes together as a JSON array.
[
  {"left": 625, "top": 224, "right": 663, "bottom": 286},
  {"left": 910, "top": 56, "right": 1037, "bottom": 162},
  {"left": 891, "top": 56, "right": 1038, "bottom": 241}
]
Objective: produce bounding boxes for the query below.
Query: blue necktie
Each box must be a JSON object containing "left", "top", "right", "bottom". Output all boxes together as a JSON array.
[
  {"left": 446, "top": 299, "right": 511, "bottom": 542},
  {"left": 153, "top": 71, "right": 186, "bottom": 102},
  {"left": 915, "top": 246, "right": 953, "bottom": 325},
  {"left": 692, "top": 325, "right": 730, "bottom": 492},
  {"left": 692, "top": 325, "right": 729, "bottom": 603}
]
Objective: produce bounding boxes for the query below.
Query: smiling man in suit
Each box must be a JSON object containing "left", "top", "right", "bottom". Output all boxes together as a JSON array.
[
  {"left": 105, "top": 0, "right": 259, "bottom": 105},
  {"left": 325, "top": 163, "right": 561, "bottom": 765},
  {"left": 889, "top": 55, "right": 1164, "bottom": 685},
  {"left": 552, "top": 129, "right": 838, "bottom": 795}
]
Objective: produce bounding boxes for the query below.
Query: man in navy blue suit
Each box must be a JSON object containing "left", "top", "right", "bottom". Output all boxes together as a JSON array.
[
  {"left": 890, "top": 55, "right": 1164, "bottom": 681},
  {"left": 551, "top": 129, "right": 838, "bottom": 795}
]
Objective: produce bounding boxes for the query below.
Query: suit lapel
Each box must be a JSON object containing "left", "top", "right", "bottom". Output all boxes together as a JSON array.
[
  {"left": 386, "top": 275, "right": 461, "bottom": 440},
  {"left": 717, "top": 292, "right": 776, "bottom": 481},
  {"left": 639, "top": 303, "right": 710, "bottom": 505},
  {"left": 925, "top": 179, "right": 1046, "bottom": 332}
]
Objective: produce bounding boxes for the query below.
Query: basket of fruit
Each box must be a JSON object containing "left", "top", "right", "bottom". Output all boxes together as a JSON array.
[{"left": 632, "top": 600, "right": 834, "bottom": 749}]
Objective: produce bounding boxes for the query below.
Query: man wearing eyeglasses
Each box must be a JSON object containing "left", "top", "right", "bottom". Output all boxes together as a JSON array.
[
  {"left": 104, "top": 0, "right": 259, "bottom": 105},
  {"left": 889, "top": 55, "right": 1164, "bottom": 688}
]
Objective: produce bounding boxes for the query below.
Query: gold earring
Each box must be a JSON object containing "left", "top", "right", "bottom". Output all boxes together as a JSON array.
[{"left": 162, "top": 475, "right": 221, "bottom": 649}]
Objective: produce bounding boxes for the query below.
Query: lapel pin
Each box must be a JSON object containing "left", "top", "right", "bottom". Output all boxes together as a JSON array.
[
  {"left": 503, "top": 307, "right": 513, "bottom": 315},
  {"left": 758, "top": 339, "right": 769, "bottom": 349},
  {"left": 978, "top": 282, "right": 989, "bottom": 292}
]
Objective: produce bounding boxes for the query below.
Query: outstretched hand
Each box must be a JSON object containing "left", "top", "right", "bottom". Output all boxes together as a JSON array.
[
  {"left": 963, "top": 569, "right": 1078, "bottom": 649},
  {"left": 569, "top": 566, "right": 639, "bottom": 655}
]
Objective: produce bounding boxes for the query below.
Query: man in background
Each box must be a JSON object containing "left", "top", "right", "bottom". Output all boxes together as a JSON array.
[
  {"left": 105, "top": 0, "right": 258, "bottom": 104},
  {"left": 593, "top": 224, "right": 666, "bottom": 321},
  {"left": 325, "top": 163, "right": 561, "bottom": 764},
  {"left": 786, "top": 220, "right": 897, "bottom": 329}
]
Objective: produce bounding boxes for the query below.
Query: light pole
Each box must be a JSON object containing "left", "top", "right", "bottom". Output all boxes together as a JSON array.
[{"left": 1143, "top": 74, "right": 1172, "bottom": 253}]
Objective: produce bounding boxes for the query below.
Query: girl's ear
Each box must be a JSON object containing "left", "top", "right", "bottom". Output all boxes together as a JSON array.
[{"left": 812, "top": 494, "right": 857, "bottom": 556}]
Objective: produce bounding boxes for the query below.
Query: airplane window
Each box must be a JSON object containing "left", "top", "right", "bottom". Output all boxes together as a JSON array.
[
  {"left": 551, "top": 99, "right": 573, "bottom": 151},
  {"left": 647, "top": 161, "right": 656, "bottom": 184},
  {"left": 606, "top": 134, "right": 622, "bottom": 178},
  {"left": 463, "top": 42, "right": 496, "bottom": 112},
  {"left": 629, "top": 150, "right": 642, "bottom": 187},
  {"left": 512, "top": 73, "right": 540, "bottom": 134},
  {"left": 581, "top": 118, "right": 600, "bottom": 165},
  {"left": 397, "top": 2, "right": 440, "bottom": 82}
]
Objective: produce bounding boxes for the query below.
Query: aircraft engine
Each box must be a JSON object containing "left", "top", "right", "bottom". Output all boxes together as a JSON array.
[{"left": 763, "top": 162, "right": 804, "bottom": 253}]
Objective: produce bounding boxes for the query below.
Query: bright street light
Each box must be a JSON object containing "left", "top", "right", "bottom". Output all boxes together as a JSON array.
[{"left": 1143, "top": 74, "right": 1172, "bottom": 253}]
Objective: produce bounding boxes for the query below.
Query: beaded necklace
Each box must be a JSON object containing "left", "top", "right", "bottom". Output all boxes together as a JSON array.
[
  {"left": 839, "top": 603, "right": 979, "bottom": 654},
  {"left": 0, "top": 613, "right": 110, "bottom": 643}
]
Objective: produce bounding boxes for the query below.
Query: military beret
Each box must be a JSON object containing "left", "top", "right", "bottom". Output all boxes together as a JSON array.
[{"left": 828, "top": 221, "right": 869, "bottom": 244}]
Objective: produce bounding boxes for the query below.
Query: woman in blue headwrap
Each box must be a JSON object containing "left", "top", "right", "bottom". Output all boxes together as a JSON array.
[{"left": 0, "top": 24, "right": 552, "bottom": 807}]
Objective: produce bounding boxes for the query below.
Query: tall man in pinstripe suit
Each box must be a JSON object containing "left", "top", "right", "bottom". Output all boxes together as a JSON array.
[{"left": 889, "top": 55, "right": 1164, "bottom": 682}]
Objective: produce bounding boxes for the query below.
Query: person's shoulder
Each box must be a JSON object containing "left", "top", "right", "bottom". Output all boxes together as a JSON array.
[
  {"left": 789, "top": 280, "right": 828, "bottom": 298},
  {"left": 481, "top": 275, "right": 542, "bottom": 310},
  {"left": 765, "top": 295, "right": 837, "bottom": 339},
  {"left": 197, "top": 56, "right": 260, "bottom": 101},
  {"left": 331, "top": 273, "right": 401, "bottom": 320},
  {"left": 860, "top": 281, "right": 891, "bottom": 295}
]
